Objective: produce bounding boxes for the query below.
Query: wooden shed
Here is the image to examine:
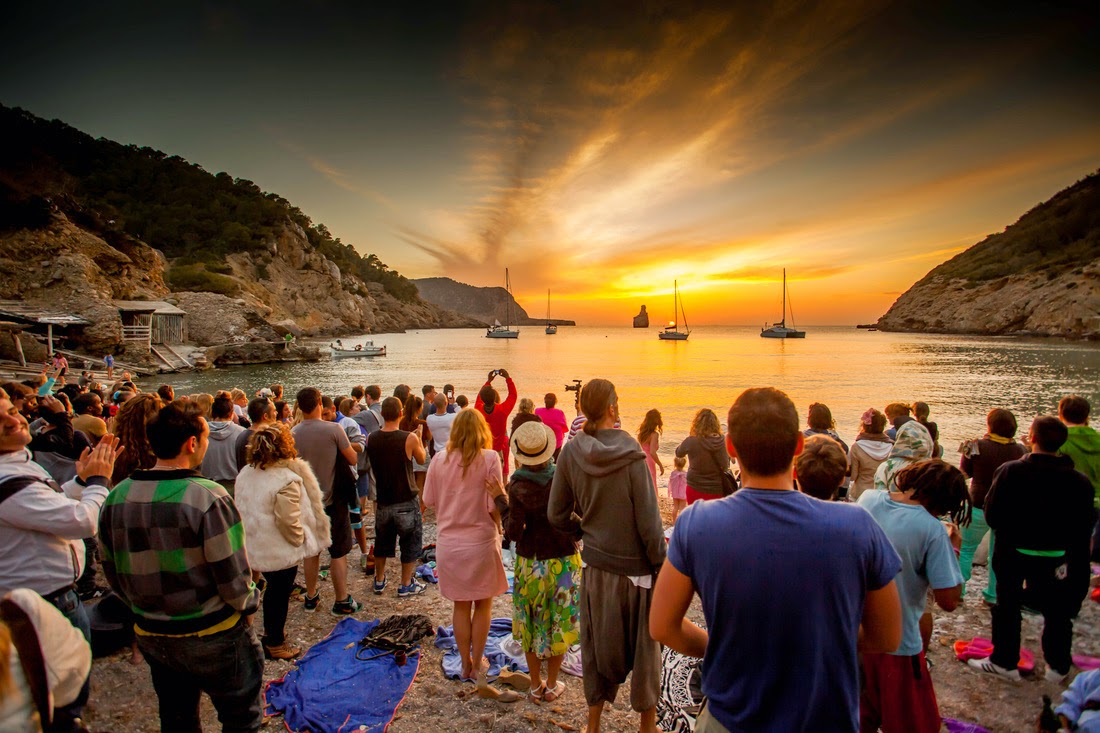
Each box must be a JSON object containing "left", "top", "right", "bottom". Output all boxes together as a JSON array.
[
  {"left": 0, "top": 301, "right": 91, "bottom": 356},
  {"left": 113, "top": 301, "right": 188, "bottom": 348}
]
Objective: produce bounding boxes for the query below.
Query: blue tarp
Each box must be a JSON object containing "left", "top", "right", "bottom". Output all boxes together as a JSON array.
[
  {"left": 435, "top": 617, "right": 527, "bottom": 680},
  {"left": 266, "top": 618, "right": 419, "bottom": 733}
]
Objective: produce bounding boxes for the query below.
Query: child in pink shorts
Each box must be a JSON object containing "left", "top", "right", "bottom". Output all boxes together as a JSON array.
[{"left": 668, "top": 455, "right": 688, "bottom": 522}]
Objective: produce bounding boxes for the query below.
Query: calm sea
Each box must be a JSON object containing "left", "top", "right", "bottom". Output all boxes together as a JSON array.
[{"left": 150, "top": 326, "right": 1100, "bottom": 487}]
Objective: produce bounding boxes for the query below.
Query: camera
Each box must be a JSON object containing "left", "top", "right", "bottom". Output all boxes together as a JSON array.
[{"left": 564, "top": 379, "right": 582, "bottom": 393}]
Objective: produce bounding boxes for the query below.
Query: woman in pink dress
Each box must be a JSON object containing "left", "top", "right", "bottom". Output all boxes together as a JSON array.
[
  {"left": 636, "top": 409, "right": 664, "bottom": 495},
  {"left": 423, "top": 409, "right": 513, "bottom": 697}
]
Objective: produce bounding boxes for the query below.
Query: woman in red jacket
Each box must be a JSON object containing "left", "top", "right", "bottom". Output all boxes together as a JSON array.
[{"left": 475, "top": 369, "right": 517, "bottom": 474}]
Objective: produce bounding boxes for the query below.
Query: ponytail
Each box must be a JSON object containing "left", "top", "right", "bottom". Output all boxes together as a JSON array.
[{"left": 580, "top": 379, "right": 617, "bottom": 435}]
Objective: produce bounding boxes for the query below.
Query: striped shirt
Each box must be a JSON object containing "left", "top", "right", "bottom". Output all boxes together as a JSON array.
[{"left": 99, "top": 468, "right": 259, "bottom": 635}]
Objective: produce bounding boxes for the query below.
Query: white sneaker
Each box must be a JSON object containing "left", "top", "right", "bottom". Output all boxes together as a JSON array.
[
  {"left": 967, "top": 658, "right": 1021, "bottom": 682},
  {"left": 1044, "top": 666, "right": 1069, "bottom": 684}
]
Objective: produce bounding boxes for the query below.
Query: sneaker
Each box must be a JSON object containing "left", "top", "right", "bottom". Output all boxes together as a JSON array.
[
  {"left": 1044, "top": 666, "right": 1070, "bottom": 684},
  {"left": 331, "top": 596, "right": 361, "bottom": 616},
  {"left": 289, "top": 583, "right": 307, "bottom": 602},
  {"left": 303, "top": 593, "right": 320, "bottom": 612},
  {"left": 373, "top": 577, "right": 388, "bottom": 595},
  {"left": 398, "top": 580, "right": 427, "bottom": 597},
  {"left": 967, "top": 658, "right": 1021, "bottom": 682}
]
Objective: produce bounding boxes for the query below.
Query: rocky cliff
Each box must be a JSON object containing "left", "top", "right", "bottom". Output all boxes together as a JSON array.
[
  {"left": 0, "top": 105, "right": 482, "bottom": 363},
  {"left": 878, "top": 170, "right": 1100, "bottom": 339},
  {"left": 414, "top": 277, "right": 576, "bottom": 326}
]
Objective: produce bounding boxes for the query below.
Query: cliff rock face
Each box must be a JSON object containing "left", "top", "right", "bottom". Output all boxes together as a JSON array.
[
  {"left": 633, "top": 305, "right": 649, "bottom": 328},
  {"left": 878, "top": 170, "right": 1100, "bottom": 339},
  {"left": 414, "top": 277, "right": 576, "bottom": 326},
  {"left": 877, "top": 263, "right": 1100, "bottom": 338},
  {"left": 219, "top": 224, "right": 484, "bottom": 337},
  {"left": 0, "top": 211, "right": 169, "bottom": 352}
]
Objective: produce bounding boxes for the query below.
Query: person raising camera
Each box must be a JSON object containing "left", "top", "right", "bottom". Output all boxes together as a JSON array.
[{"left": 475, "top": 369, "right": 517, "bottom": 474}]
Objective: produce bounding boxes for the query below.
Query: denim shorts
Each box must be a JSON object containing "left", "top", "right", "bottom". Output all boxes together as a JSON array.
[{"left": 374, "top": 499, "right": 422, "bottom": 563}]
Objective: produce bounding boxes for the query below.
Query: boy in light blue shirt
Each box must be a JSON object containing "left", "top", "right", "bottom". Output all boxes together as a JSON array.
[{"left": 858, "top": 459, "right": 968, "bottom": 733}]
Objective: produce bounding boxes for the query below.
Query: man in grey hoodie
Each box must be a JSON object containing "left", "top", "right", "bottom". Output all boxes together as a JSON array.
[
  {"left": 201, "top": 395, "right": 245, "bottom": 495},
  {"left": 548, "top": 378, "right": 665, "bottom": 733}
]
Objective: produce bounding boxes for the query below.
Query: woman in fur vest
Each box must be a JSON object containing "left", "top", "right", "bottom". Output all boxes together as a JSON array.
[{"left": 235, "top": 423, "right": 331, "bottom": 660}]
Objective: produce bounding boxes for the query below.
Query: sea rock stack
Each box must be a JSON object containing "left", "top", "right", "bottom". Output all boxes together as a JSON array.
[{"left": 633, "top": 305, "right": 649, "bottom": 328}]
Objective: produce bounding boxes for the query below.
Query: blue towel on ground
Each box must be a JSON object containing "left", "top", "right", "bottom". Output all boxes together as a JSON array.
[
  {"left": 266, "top": 618, "right": 419, "bottom": 733},
  {"left": 435, "top": 617, "right": 527, "bottom": 680}
]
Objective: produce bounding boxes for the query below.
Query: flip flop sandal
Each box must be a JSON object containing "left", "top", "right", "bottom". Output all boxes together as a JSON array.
[
  {"left": 954, "top": 637, "right": 1034, "bottom": 671},
  {"left": 542, "top": 681, "right": 566, "bottom": 702},
  {"left": 1073, "top": 654, "right": 1100, "bottom": 671},
  {"left": 528, "top": 684, "right": 546, "bottom": 703},
  {"left": 954, "top": 637, "right": 994, "bottom": 661}
]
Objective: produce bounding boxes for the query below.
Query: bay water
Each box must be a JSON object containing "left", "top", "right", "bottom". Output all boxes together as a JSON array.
[{"left": 151, "top": 326, "right": 1100, "bottom": 487}]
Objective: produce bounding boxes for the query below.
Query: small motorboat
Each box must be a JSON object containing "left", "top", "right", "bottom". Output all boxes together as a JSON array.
[{"left": 330, "top": 339, "right": 386, "bottom": 357}]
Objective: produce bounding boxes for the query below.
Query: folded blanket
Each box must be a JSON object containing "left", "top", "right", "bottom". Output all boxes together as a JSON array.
[
  {"left": 266, "top": 618, "right": 420, "bottom": 733},
  {"left": 436, "top": 617, "right": 527, "bottom": 679}
]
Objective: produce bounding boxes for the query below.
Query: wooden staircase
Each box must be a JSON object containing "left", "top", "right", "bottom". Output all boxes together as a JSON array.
[{"left": 150, "top": 343, "right": 192, "bottom": 371}]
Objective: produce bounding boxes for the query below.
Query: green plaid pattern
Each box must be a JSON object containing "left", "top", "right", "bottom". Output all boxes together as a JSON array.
[{"left": 99, "top": 468, "right": 259, "bottom": 635}]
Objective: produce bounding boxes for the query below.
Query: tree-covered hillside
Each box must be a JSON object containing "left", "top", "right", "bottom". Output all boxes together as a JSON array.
[
  {"left": 0, "top": 105, "right": 417, "bottom": 300},
  {"left": 926, "top": 170, "right": 1100, "bottom": 282}
]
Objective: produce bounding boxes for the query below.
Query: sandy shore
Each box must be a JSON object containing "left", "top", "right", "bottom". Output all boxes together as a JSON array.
[{"left": 84, "top": 497, "right": 1099, "bottom": 733}]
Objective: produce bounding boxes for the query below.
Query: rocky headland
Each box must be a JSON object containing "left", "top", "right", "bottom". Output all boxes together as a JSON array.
[
  {"left": 413, "top": 277, "right": 576, "bottom": 327},
  {"left": 878, "top": 170, "right": 1100, "bottom": 339}
]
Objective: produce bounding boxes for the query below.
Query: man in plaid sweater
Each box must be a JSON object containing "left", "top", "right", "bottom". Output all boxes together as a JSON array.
[{"left": 99, "top": 400, "right": 263, "bottom": 732}]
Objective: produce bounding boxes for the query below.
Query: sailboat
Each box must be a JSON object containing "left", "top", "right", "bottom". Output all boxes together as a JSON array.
[
  {"left": 658, "top": 280, "right": 690, "bottom": 341},
  {"left": 760, "top": 268, "right": 806, "bottom": 339},
  {"left": 486, "top": 268, "right": 520, "bottom": 339},
  {"left": 545, "top": 289, "right": 557, "bottom": 335}
]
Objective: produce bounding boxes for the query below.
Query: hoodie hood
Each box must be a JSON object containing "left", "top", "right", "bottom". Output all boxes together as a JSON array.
[
  {"left": 207, "top": 420, "right": 240, "bottom": 442},
  {"left": 1064, "top": 426, "right": 1100, "bottom": 456},
  {"left": 853, "top": 439, "right": 893, "bottom": 462},
  {"left": 567, "top": 429, "right": 646, "bottom": 477}
]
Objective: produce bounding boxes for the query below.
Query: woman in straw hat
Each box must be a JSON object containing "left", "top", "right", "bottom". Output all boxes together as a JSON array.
[
  {"left": 501, "top": 421, "right": 581, "bottom": 703},
  {"left": 423, "top": 409, "right": 517, "bottom": 701}
]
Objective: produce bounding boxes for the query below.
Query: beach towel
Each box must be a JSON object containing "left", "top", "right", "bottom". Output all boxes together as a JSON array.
[
  {"left": 436, "top": 618, "right": 527, "bottom": 679},
  {"left": 943, "top": 720, "right": 992, "bottom": 733},
  {"left": 266, "top": 618, "right": 420, "bottom": 733},
  {"left": 656, "top": 646, "right": 704, "bottom": 733}
]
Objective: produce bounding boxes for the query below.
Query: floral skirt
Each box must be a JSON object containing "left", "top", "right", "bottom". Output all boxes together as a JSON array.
[{"left": 512, "top": 552, "right": 581, "bottom": 659}]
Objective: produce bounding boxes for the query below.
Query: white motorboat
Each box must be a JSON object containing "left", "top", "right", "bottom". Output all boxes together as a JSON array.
[{"left": 330, "top": 339, "right": 386, "bottom": 357}]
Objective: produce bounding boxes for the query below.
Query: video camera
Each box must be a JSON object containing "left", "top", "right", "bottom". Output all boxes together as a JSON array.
[{"left": 564, "top": 379, "right": 582, "bottom": 393}]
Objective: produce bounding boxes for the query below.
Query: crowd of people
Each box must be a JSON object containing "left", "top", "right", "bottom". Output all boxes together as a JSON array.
[{"left": 0, "top": 359, "right": 1097, "bottom": 732}]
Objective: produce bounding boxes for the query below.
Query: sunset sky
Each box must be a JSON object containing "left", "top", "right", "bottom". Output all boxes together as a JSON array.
[{"left": 2, "top": 1, "right": 1098, "bottom": 325}]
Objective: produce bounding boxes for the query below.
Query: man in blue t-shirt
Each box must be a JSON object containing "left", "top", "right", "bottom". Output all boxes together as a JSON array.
[
  {"left": 650, "top": 387, "right": 902, "bottom": 733},
  {"left": 858, "top": 460, "right": 967, "bottom": 733}
]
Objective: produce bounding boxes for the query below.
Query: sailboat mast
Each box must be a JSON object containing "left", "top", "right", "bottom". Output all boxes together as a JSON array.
[
  {"left": 781, "top": 269, "right": 787, "bottom": 328},
  {"left": 673, "top": 280, "right": 678, "bottom": 329},
  {"left": 681, "top": 283, "right": 689, "bottom": 332}
]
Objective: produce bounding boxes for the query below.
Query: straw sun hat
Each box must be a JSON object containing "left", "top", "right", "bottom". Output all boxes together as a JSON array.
[{"left": 510, "top": 421, "right": 556, "bottom": 467}]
